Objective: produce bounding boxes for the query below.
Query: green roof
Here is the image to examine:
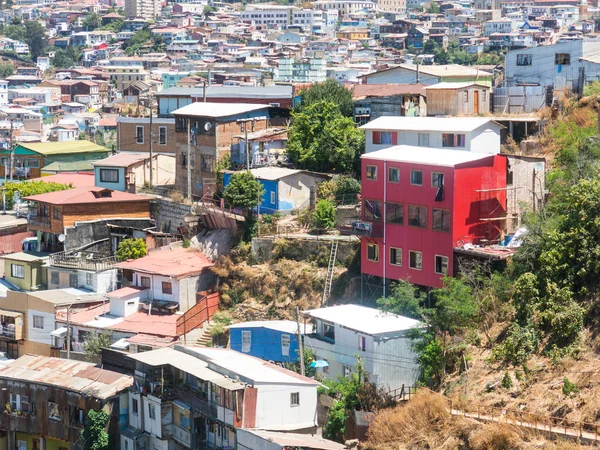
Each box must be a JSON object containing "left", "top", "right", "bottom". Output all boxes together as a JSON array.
[
  {"left": 15, "top": 141, "right": 110, "bottom": 156},
  {"left": 41, "top": 160, "right": 97, "bottom": 173}
]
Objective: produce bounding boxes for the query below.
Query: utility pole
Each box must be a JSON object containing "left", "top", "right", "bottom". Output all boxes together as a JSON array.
[
  {"left": 66, "top": 306, "right": 71, "bottom": 360},
  {"left": 203, "top": 80, "right": 207, "bottom": 102},
  {"left": 148, "top": 100, "right": 153, "bottom": 188},
  {"left": 187, "top": 119, "right": 192, "bottom": 200},
  {"left": 296, "top": 306, "right": 305, "bottom": 377},
  {"left": 9, "top": 119, "right": 13, "bottom": 182},
  {"left": 245, "top": 121, "right": 250, "bottom": 170}
]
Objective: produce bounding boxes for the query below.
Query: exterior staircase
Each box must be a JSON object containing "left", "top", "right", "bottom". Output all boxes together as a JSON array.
[{"left": 196, "top": 321, "right": 215, "bottom": 346}]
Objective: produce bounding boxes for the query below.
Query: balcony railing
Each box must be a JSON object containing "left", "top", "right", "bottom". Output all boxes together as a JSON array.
[
  {"left": 349, "top": 221, "right": 384, "bottom": 237},
  {"left": 50, "top": 251, "right": 117, "bottom": 272},
  {"left": 28, "top": 215, "right": 51, "bottom": 229}
]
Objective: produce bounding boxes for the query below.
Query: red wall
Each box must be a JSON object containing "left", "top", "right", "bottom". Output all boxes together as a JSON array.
[{"left": 360, "top": 154, "right": 506, "bottom": 289}]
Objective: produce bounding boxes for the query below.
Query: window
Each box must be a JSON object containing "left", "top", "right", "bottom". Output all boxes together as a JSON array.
[
  {"left": 69, "top": 273, "right": 78, "bottom": 288},
  {"left": 432, "top": 209, "right": 450, "bottom": 232},
  {"left": 409, "top": 251, "right": 422, "bottom": 270},
  {"left": 78, "top": 330, "right": 90, "bottom": 343},
  {"left": 390, "top": 247, "right": 402, "bottom": 266},
  {"left": 11, "top": 264, "right": 24, "bottom": 279},
  {"left": 51, "top": 271, "right": 59, "bottom": 285},
  {"left": 148, "top": 403, "right": 156, "bottom": 420},
  {"left": 516, "top": 54, "right": 532, "bottom": 66},
  {"left": 290, "top": 392, "right": 300, "bottom": 406},
  {"left": 481, "top": 90, "right": 487, "bottom": 102},
  {"left": 367, "top": 243, "right": 379, "bottom": 262},
  {"left": 53, "top": 207, "right": 61, "bottom": 220},
  {"left": 241, "top": 330, "right": 251, "bottom": 352},
  {"left": 463, "top": 91, "right": 468, "bottom": 103},
  {"left": 410, "top": 170, "right": 422, "bottom": 186},
  {"left": 442, "top": 133, "right": 466, "bottom": 148},
  {"left": 33, "top": 315, "right": 44, "bottom": 330},
  {"left": 342, "top": 365, "right": 352, "bottom": 377},
  {"left": 386, "top": 202, "right": 403, "bottom": 224},
  {"left": 20, "top": 395, "right": 28, "bottom": 413},
  {"left": 372, "top": 131, "right": 393, "bottom": 145},
  {"left": 435, "top": 255, "right": 449, "bottom": 275},
  {"left": 388, "top": 167, "right": 399, "bottom": 183},
  {"left": 432, "top": 172, "right": 444, "bottom": 188},
  {"left": 281, "top": 334, "right": 290, "bottom": 356},
  {"left": 358, "top": 335, "right": 366, "bottom": 351},
  {"left": 181, "top": 152, "right": 187, "bottom": 167},
  {"left": 365, "top": 165, "right": 377, "bottom": 180},
  {"left": 27, "top": 159, "right": 40, "bottom": 168},
  {"left": 48, "top": 401, "right": 61, "bottom": 421},
  {"left": 140, "top": 276, "right": 151, "bottom": 288},
  {"left": 9, "top": 393, "right": 19, "bottom": 411},
  {"left": 99, "top": 168, "right": 119, "bottom": 183},
  {"left": 162, "top": 282, "right": 172, "bottom": 294},
  {"left": 136, "top": 126, "right": 144, "bottom": 144},
  {"left": 323, "top": 322, "right": 335, "bottom": 341},
  {"left": 270, "top": 191, "right": 275, "bottom": 204},
  {"left": 159, "top": 126, "right": 167, "bottom": 145},
  {"left": 364, "top": 199, "right": 382, "bottom": 222},
  {"left": 555, "top": 53, "right": 570, "bottom": 65},
  {"left": 408, "top": 205, "right": 427, "bottom": 228},
  {"left": 86, "top": 273, "right": 93, "bottom": 286},
  {"left": 132, "top": 398, "right": 138, "bottom": 414}
]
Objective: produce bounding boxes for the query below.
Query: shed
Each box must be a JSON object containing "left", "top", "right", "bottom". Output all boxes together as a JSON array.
[
  {"left": 229, "top": 320, "right": 313, "bottom": 364},
  {"left": 425, "top": 82, "right": 491, "bottom": 116},
  {"left": 1, "top": 251, "right": 48, "bottom": 291},
  {"left": 223, "top": 167, "right": 330, "bottom": 214}
]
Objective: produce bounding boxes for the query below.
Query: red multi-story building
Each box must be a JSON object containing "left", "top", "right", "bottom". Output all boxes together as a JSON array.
[{"left": 359, "top": 145, "right": 507, "bottom": 290}]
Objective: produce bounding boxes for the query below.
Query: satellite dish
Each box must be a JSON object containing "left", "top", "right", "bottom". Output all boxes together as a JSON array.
[
  {"left": 58, "top": 234, "right": 66, "bottom": 243},
  {"left": 204, "top": 121, "right": 212, "bottom": 131}
]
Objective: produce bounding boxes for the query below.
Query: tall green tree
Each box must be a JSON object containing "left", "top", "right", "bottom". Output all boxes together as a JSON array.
[
  {"left": 295, "top": 79, "right": 354, "bottom": 117},
  {"left": 223, "top": 171, "right": 265, "bottom": 216},
  {"left": 81, "top": 409, "right": 110, "bottom": 450},
  {"left": 0, "top": 63, "right": 13, "bottom": 78},
  {"left": 82, "top": 12, "right": 101, "bottom": 31},
  {"left": 24, "top": 20, "right": 48, "bottom": 60},
  {"left": 287, "top": 100, "right": 364, "bottom": 173}
]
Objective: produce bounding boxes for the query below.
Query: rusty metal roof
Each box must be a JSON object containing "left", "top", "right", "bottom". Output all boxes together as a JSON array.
[
  {"left": 0, "top": 355, "right": 133, "bottom": 400},
  {"left": 350, "top": 83, "right": 428, "bottom": 100}
]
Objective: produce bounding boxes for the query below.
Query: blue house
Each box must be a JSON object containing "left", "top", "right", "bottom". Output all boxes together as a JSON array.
[
  {"left": 223, "top": 167, "right": 329, "bottom": 214},
  {"left": 229, "top": 320, "right": 312, "bottom": 364}
]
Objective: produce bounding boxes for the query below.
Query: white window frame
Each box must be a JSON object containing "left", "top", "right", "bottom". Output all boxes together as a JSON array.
[
  {"left": 86, "top": 272, "right": 94, "bottom": 286},
  {"left": 149, "top": 403, "right": 156, "bottom": 420},
  {"left": 418, "top": 133, "right": 429, "bottom": 147},
  {"left": 136, "top": 126, "right": 144, "bottom": 144},
  {"left": 435, "top": 254, "right": 449, "bottom": 275},
  {"left": 158, "top": 126, "right": 167, "bottom": 145},
  {"left": 11, "top": 264, "right": 24, "bottom": 279},
  {"left": 241, "top": 330, "right": 251, "bottom": 352},
  {"left": 281, "top": 334, "right": 290, "bottom": 356}
]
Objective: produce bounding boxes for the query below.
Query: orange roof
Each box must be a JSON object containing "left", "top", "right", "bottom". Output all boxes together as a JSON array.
[
  {"left": 23, "top": 187, "right": 151, "bottom": 205},
  {"left": 115, "top": 246, "right": 214, "bottom": 278},
  {"left": 31, "top": 172, "right": 95, "bottom": 188},
  {"left": 98, "top": 117, "right": 117, "bottom": 127}
]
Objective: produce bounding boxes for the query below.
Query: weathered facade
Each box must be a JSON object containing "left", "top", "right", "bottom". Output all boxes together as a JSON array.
[{"left": 425, "top": 82, "right": 491, "bottom": 116}]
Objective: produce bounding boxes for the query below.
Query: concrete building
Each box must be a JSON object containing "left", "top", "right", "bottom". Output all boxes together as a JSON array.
[
  {"left": 241, "top": 5, "right": 295, "bottom": 28},
  {"left": 105, "top": 65, "right": 151, "bottom": 90},
  {"left": 303, "top": 304, "right": 422, "bottom": 391},
  {"left": 312, "top": 0, "right": 375, "bottom": 17},
  {"left": 277, "top": 58, "right": 326, "bottom": 83},
  {"left": 124, "top": 0, "right": 161, "bottom": 20},
  {"left": 118, "top": 117, "right": 177, "bottom": 154},
  {"left": 378, "top": 0, "right": 407, "bottom": 14},
  {"left": 483, "top": 18, "right": 515, "bottom": 36}
]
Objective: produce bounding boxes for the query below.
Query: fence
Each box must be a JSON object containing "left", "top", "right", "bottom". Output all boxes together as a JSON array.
[
  {"left": 493, "top": 86, "right": 547, "bottom": 114},
  {"left": 176, "top": 291, "right": 220, "bottom": 336}
]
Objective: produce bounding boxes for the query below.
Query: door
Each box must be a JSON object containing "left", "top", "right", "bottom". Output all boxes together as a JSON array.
[{"left": 474, "top": 90, "right": 479, "bottom": 114}]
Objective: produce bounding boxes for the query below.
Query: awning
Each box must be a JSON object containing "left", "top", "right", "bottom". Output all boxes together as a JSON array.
[
  {"left": 110, "top": 338, "right": 130, "bottom": 350},
  {"left": 0, "top": 309, "right": 23, "bottom": 318},
  {"left": 50, "top": 327, "right": 67, "bottom": 337}
]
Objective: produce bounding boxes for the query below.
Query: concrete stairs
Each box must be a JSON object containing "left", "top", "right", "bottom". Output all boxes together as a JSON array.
[{"left": 196, "top": 321, "right": 215, "bottom": 346}]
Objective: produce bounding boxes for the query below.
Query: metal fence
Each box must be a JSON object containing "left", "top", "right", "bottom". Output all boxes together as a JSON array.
[{"left": 493, "top": 86, "right": 547, "bottom": 114}]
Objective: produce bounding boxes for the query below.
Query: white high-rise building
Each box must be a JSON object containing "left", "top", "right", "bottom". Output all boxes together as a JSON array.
[{"left": 124, "top": 0, "right": 161, "bottom": 20}]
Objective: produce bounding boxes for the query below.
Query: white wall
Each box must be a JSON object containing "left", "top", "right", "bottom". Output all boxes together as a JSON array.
[
  {"left": 365, "top": 68, "right": 439, "bottom": 85},
  {"left": 109, "top": 294, "right": 140, "bottom": 317},
  {"left": 132, "top": 271, "right": 198, "bottom": 312},
  {"left": 129, "top": 391, "right": 143, "bottom": 430},
  {"left": 470, "top": 125, "right": 502, "bottom": 154},
  {"left": 143, "top": 395, "right": 163, "bottom": 438},
  {"left": 28, "top": 309, "right": 55, "bottom": 345},
  {"left": 254, "top": 384, "right": 317, "bottom": 430}
]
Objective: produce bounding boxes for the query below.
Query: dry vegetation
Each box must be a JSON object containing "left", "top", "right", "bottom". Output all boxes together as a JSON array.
[{"left": 365, "top": 391, "right": 587, "bottom": 450}]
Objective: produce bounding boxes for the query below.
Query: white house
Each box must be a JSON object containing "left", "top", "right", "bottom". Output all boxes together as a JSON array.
[
  {"left": 302, "top": 304, "right": 423, "bottom": 392},
  {"left": 483, "top": 18, "right": 515, "bottom": 36},
  {"left": 361, "top": 116, "right": 503, "bottom": 154},
  {"left": 0, "top": 80, "right": 8, "bottom": 106},
  {"left": 122, "top": 346, "right": 321, "bottom": 450}
]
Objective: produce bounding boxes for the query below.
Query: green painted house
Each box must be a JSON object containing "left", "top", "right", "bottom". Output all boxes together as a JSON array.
[
  {"left": 0, "top": 141, "right": 110, "bottom": 179},
  {"left": 2, "top": 252, "right": 48, "bottom": 291}
]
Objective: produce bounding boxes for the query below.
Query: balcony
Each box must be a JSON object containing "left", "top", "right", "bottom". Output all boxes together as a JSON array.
[
  {"left": 172, "top": 424, "right": 191, "bottom": 448},
  {"left": 50, "top": 251, "right": 117, "bottom": 272},
  {"left": 0, "top": 311, "right": 24, "bottom": 341},
  {"left": 349, "top": 221, "right": 384, "bottom": 237}
]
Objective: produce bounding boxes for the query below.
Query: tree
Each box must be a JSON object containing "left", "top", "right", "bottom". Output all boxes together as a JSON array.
[
  {"left": 287, "top": 100, "right": 364, "bottom": 173},
  {"left": 5, "top": 180, "right": 72, "bottom": 209},
  {"left": 24, "top": 20, "right": 48, "bottom": 60},
  {"left": 52, "top": 46, "right": 83, "bottom": 69},
  {"left": 295, "top": 79, "right": 354, "bottom": 118},
  {"left": 116, "top": 238, "right": 147, "bottom": 261},
  {"left": 83, "top": 332, "right": 113, "bottom": 361},
  {"left": 377, "top": 279, "right": 424, "bottom": 320},
  {"left": 4, "top": 24, "right": 25, "bottom": 41},
  {"left": 82, "top": 12, "right": 101, "bottom": 31},
  {"left": 0, "top": 63, "right": 13, "bottom": 78},
  {"left": 152, "top": 33, "right": 166, "bottom": 52},
  {"left": 81, "top": 409, "right": 110, "bottom": 450},
  {"left": 313, "top": 199, "right": 336, "bottom": 229},
  {"left": 222, "top": 171, "right": 264, "bottom": 215}
]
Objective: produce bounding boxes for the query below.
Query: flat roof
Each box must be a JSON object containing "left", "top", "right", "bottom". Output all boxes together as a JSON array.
[
  {"left": 155, "top": 85, "right": 292, "bottom": 98},
  {"left": 0, "top": 354, "right": 132, "bottom": 399},
  {"left": 27, "top": 288, "right": 103, "bottom": 305},
  {"left": 303, "top": 304, "right": 423, "bottom": 335},
  {"left": 238, "top": 430, "right": 346, "bottom": 450},
  {"left": 1, "top": 251, "right": 48, "bottom": 263},
  {"left": 172, "top": 102, "right": 270, "bottom": 118},
  {"left": 92, "top": 153, "right": 149, "bottom": 167},
  {"left": 362, "top": 145, "right": 496, "bottom": 167},
  {"left": 361, "top": 116, "right": 499, "bottom": 132},
  {"left": 229, "top": 320, "right": 313, "bottom": 334}
]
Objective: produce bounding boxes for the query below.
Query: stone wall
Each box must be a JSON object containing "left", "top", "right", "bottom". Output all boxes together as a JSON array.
[
  {"left": 336, "top": 204, "right": 361, "bottom": 228},
  {"left": 251, "top": 236, "right": 359, "bottom": 265},
  {"left": 65, "top": 218, "right": 154, "bottom": 252},
  {"left": 153, "top": 198, "right": 196, "bottom": 233}
]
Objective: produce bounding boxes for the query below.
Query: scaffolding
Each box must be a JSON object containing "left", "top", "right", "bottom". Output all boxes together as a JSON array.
[{"left": 474, "top": 185, "right": 520, "bottom": 244}]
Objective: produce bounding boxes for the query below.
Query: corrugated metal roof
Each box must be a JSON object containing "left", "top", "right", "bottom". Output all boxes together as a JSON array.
[
  {"left": 351, "top": 83, "right": 428, "bottom": 99},
  {"left": 425, "top": 82, "right": 490, "bottom": 90},
  {"left": 361, "top": 145, "right": 497, "bottom": 167},
  {"left": 0, "top": 355, "right": 133, "bottom": 399},
  {"left": 361, "top": 116, "right": 499, "bottom": 132},
  {"left": 172, "top": 102, "right": 270, "bottom": 118},
  {"left": 17, "top": 141, "right": 110, "bottom": 156},
  {"left": 155, "top": 85, "right": 293, "bottom": 98}
]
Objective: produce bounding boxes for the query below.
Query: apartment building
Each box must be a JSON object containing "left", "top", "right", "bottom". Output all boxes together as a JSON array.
[
  {"left": 105, "top": 65, "right": 151, "bottom": 90},
  {"left": 124, "top": 0, "right": 161, "bottom": 20},
  {"left": 240, "top": 5, "right": 295, "bottom": 28}
]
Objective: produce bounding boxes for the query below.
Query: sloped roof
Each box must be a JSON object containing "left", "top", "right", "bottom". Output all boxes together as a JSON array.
[
  {"left": 92, "top": 153, "right": 148, "bottom": 167},
  {"left": 23, "top": 187, "right": 151, "bottom": 205},
  {"left": 17, "top": 141, "right": 110, "bottom": 156},
  {"left": 350, "top": 83, "right": 427, "bottom": 99},
  {"left": 114, "top": 246, "right": 213, "bottom": 278}
]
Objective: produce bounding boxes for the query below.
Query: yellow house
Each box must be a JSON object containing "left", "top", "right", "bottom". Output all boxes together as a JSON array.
[
  {"left": 336, "top": 28, "right": 370, "bottom": 40},
  {"left": 2, "top": 252, "right": 48, "bottom": 291}
]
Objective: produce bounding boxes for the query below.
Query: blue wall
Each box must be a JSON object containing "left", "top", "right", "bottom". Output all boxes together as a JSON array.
[
  {"left": 222, "top": 173, "right": 279, "bottom": 214},
  {"left": 94, "top": 166, "right": 126, "bottom": 191},
  {"left": 230, "top": 327, "right": 300, "bottom": 363}
]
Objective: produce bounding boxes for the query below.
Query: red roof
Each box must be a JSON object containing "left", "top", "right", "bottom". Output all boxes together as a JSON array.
[
  {"left": 98, "top": 117, "right": 117, "bottom": 127},
  {"left": 30, "top": 172, "right": 96, "bottom": 188},
  {"left": 350, "top": 83, "right": 428, "bottom": 99},
  {"left": 115, "top": 246, "right": 214, "bottom": 278},
  {"left": 107, "top": 286, "right": 147, "bottom": 299},
  {"left": 23, "top": 187, "right": 151, "bottom": 205},
  {"left": 127, "top": 333, "right": 179, "bottom": 347}
]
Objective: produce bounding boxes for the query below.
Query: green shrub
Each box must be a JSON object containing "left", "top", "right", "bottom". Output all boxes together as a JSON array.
[
  {"left": 313, "top": 199, "right": 336, "bottom": 229},
  {"left": 116, "top": 238, "right": 147, "bottom": 261},
  {"left": 562, "top": 377, "right": 579, "bottom": 397},
  {"left": 491, "top": 323, "right": 539, "bottom": 366},
  {"left": 501, "top": 372, "right": 513, "bottom": 389}
]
